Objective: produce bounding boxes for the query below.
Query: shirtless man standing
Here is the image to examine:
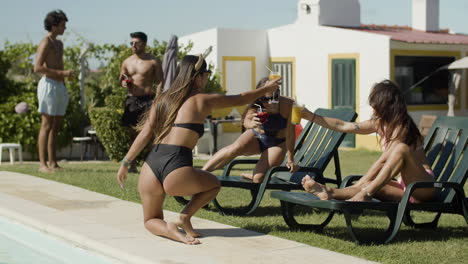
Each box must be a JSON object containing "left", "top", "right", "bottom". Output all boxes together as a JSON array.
[
  {"left": 120, "top": 32, "right": 164, "bottom": 172},
  {"left": 34, "top": 10, "right": 74, "bottom": 173}
]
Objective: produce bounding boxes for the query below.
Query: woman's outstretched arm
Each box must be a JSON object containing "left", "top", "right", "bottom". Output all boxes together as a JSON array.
[
  {"left": 117, "top": 105, "right": 156, "bottom": 188},
  {"left": 301, "top": 107, "right": 376, "bottom": 135},
  {"left": 202, "top": 79, "right": 280, "bottom": 110}
]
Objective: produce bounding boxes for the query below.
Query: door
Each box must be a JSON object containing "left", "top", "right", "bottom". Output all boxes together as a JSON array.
[{"left": 331, "top": 58, "right": 356, "bottom": 147}]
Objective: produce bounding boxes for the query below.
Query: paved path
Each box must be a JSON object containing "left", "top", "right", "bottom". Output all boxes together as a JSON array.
[{"left": 0, "top": 171, "right": 377, "bottom": 264}]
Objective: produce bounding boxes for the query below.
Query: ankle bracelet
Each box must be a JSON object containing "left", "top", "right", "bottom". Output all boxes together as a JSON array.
[{"left": 362, "top": 187, "right": 372, "bottom": 198}]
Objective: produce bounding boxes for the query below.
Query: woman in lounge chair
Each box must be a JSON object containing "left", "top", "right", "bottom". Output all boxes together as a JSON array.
[
  {"left": 116, "top": 55, "right": 280, "bottom": 245},
  {"left": 202, "top": 77, "right": 299, "bottom": 183},
  {"left": 301, "top": 80, "right": 435, "bottom": 203}
]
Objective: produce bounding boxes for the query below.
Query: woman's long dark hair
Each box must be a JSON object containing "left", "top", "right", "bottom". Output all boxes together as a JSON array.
[
  {"left": 241, "top": 77, "right": 269, "bottom": 123},
  {"left": 137, "top": 55, "right": 208, "bottom": 143},
  {"left": 369, "top": 80, "right": 422, "bottom": 148}
]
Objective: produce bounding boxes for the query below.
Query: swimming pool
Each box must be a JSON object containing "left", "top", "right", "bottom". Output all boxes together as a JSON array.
[{"left": 0, "top": 216, "right": 115, "bottom": 264}]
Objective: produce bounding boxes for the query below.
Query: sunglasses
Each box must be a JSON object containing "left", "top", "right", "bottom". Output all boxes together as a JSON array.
[
  {"left": 130, "top": 41, "right": 143, "bottom": 46},
  {"left": 260, "top": 96, "right": 274, "bottom": 102}
]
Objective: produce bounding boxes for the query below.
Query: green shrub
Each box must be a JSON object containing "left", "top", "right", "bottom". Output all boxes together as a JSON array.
[
  {"left": 104, "top": 94, "right": 125, "bottom": 110},
  {"left": 0, "top": 41, "right": 86, "bottom": 155},
  {"left": 0, "top": 92, "right": 41, "bottom": 153},
  {"left": 89, "top": 107, "right": 130, "bottom": 161},
  {"left": 89, "top": 107, "right": 150, "bottom": 163}
]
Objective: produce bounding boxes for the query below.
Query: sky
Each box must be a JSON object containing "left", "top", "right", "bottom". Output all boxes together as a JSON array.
[{"left": 1, "top": 0, "right": 467, "bottom": 46}]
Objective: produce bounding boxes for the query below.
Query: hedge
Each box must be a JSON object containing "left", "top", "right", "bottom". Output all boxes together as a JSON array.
[{"left": 89, "top": 107, "right": 150, "bottom": 163}]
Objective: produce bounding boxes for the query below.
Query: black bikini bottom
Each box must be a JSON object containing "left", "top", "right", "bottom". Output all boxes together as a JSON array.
[
  {"left": 145, "top": 144, "right": 193, "bottom": 183},
  {"left": 251, "top": 129, "right": 286, "bottom": 152}
]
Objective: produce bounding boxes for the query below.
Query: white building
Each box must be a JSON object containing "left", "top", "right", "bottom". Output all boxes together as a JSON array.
[{"left": 180, "top": 0, "right": 468, "bottom": 150}]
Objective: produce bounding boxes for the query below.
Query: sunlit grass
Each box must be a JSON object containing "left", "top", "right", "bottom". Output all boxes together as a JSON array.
[{"left": 2, "top": 148, "right": 467, "bottom": 264}]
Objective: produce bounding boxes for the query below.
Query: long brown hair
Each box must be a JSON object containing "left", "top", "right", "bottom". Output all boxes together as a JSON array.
[
  {"left": 241, "top": 77, "right": 269, "bottom": 122},
  {"left": 137, "top": 55, "right": 208, "bottom": 143},
  {"left": 368, "top": 80, "right": 422, "bottom": 148}
]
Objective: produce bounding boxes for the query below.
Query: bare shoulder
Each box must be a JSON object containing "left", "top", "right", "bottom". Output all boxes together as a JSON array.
[
  {"left": 280, "top": 96, "right": 294, "bottom": 106},
  {"left": 197, "top": 92, "right": 221, "bottom": 100},
  {"left": 122, "top": 55, "right": 134, "bottom": 65},
  {"left": 195, "top": 92, "right": 224, "bottom": 106},
  {"left": 149, "top": 54, "right": 161, "bottom": 65},
  {"left": 38, "top": 36, "right": 51, "bottom": 48},
  {"left": 280, "top": 96, "right": 294, "bottom": 114}
]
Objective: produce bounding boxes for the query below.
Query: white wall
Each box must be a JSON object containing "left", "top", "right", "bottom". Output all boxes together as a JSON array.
[
  {"left": 179, "top": 28, "right": 219, "bottom": 69},
  {"left": 224, "top": 61, "right": 253, "bottom": 95},
  {"left": 296, "top": 0, "right": 360, "bottom": 27},
  {"left": 268, "top": 22, "right": 391, "bottom": 122},
  {"left": 180, "top": 28, "right": 268, "bottom": 93},
  {"left": 412, "top": 0, "right": 439, "bottom": 32},
  {"left": 217, "top": 29, "right": 269, "bottom": 89}
]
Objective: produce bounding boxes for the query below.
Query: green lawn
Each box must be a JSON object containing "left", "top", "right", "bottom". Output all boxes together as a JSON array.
[{"left": 1, "top": 148, "right": 467, "bottom": 264}]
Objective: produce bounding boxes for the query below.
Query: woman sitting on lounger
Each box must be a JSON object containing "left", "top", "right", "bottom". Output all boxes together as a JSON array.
[
  {"left": 301, "top": 80, "right": 435, "bottom": 203},
  {"left": 202, "top": 77, "right": 298, "bottom": 183},
  {"left": 116, "top": 55, "right": 280, "bottom": 245}
]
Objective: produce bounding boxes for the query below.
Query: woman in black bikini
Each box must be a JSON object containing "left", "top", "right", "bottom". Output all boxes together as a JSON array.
[
  {"left": 202, "top": 78, "right": 298, "bottom": 183},
  {"left": 116, "top": 55, "right": 280, "bottom": 245}
]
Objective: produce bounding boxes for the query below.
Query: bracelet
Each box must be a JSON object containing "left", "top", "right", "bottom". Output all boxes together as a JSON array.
[{"left": 120, "top": 157, "right": 132, "bottom": 167}]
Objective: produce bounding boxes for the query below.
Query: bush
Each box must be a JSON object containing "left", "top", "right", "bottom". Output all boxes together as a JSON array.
[
  {"left": 0, "top": 42, "right": 86, "bottom": 154},
  {"left": 0, "top": 92, "right": 41, "bottom": 153},
  {"left": 104, "top": 95, "right": 125, "bottom": 110},
  {"left": 89, "top": 107, "right": 150, "bottom": 163},
  {"left": 89, "top": 107, "right": 130, "bottom": 161}
]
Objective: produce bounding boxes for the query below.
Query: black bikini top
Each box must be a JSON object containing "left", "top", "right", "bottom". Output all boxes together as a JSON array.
[
  {"left": 262, "top": 113, "right": 288, "bottom": 137},
  {"left": 172, "top": 123, "right": 205, "bottom": 138}
]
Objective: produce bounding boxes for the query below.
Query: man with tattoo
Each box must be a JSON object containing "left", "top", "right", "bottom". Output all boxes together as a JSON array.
[
  {"left": 34, "top": 10, "right": 74, "bottom": 173},
  {"left": 119, "top": 32, "right": 164, "bottom": 172}
]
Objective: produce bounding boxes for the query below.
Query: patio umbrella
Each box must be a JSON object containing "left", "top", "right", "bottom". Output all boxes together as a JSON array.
[
  {"left": 162, "top": 35, "right": 178, "bottom": 92},
  {"left": 447, "top": 56, "right": 468, "bottom": 69},
  {"left": 443, "top": 57, "right": 466, "bottom": 116},
  {"left": 405, "top": 56, "right": 467, "bottom": 116}
]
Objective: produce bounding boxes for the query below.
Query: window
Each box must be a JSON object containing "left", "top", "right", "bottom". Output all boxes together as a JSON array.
[
  {"left": 394, "top": 56, "right": 455, "bottom": 105},
  {"left": 271, "top": 62, "right": 293, "bottom": 98}
]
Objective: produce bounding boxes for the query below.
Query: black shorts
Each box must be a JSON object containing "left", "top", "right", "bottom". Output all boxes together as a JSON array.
[
  {"left": 145, "top": 144, "right": 193, "bottom": 183},
  {"left": 121, "top": 94, "right": 155, "bottom": 127}
]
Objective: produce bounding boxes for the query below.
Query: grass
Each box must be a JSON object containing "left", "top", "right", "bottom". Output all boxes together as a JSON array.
[{"left": 1, "top": 148, "right": 467, "bottom": 264}]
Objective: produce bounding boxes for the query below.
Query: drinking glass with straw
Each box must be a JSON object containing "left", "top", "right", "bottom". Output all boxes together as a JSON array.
[
  {"left": 265, "top": 65, "right": 280, "bottom": 103},
  {"left": 254, "top": 103, "right": 268, "bottom": 138}
]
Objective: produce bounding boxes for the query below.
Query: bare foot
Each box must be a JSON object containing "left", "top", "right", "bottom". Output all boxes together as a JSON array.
[
  {"left": 38, "top": 166, "right": 54, "bottom": 173},
  {"left": 175, "top": 214, "right": 201, "bottom": 238},
  {"left": 241, "top": 173, "right": 253, "bottom": 180},
  {"left": 167, "top": 222, "right": 200, "bottom": 245},
  {"left": 50, "top": 165, "right": 63, "bottom": 171},
  {"left": 301, "top": 175, "right": 331, "bottom": 200},
  {"left": 346, "top": 191, "right": 372, "bottom": 202}
]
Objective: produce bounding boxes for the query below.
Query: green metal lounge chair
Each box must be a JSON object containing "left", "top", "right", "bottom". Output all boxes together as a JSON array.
[
  {"left": 210, "top": 108, "right": 357, "bottom": 216},
  {"left": 271, "top": 116, "right": 468, "bottom": 244}
]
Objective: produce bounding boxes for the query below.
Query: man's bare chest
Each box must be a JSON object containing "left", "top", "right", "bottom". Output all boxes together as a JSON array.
[{"left": 127, "top": 62, "right": 154, "bottom": 76}]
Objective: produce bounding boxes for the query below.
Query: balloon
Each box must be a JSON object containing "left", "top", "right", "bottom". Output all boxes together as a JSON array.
[{"left": 15, "top": 102, "right": 29, "bottom": 114}]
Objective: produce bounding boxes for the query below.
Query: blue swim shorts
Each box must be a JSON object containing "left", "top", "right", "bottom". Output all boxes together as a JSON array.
[{"left": 37, "top": 77, "right": 69, "bottom": 116}]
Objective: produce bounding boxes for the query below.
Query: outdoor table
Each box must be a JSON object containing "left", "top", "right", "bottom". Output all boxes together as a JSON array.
[{"left": 210, "top": 118, "right": 242, "bottom": 153}]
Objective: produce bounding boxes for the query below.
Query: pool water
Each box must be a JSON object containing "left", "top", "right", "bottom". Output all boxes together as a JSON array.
[{"left": 0, "top": 217, "right": 114, "bottom": 264}]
